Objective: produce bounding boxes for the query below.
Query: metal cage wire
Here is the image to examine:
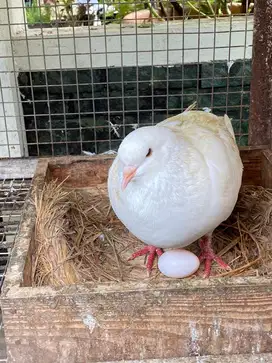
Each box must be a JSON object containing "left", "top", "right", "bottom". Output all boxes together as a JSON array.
[
  {"left": 0, "top": 2, "right": 255, "bottom": 360},
  {"left": 0, "top": 0, "right": 254, "bottom": 289},
  {"left": 0, "top": 178, "right": 32, "bottom": 287},
  {"left": 0, "top": 0, "right": 253, "bottom": 159}
]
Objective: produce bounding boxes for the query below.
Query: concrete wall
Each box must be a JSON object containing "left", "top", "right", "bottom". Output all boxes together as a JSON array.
[{"left": 13, "top": 17, "right": 253, "bottom": 70}]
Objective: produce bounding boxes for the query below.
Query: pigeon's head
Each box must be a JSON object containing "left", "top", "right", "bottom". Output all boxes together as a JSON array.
[{"left": 117, "top": 126, "right": 175, "bottom": 190}]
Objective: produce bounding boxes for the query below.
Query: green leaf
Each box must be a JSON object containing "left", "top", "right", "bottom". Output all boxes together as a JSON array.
[{"left": 26, "top": 0, "right": 52, "bottom": 24}]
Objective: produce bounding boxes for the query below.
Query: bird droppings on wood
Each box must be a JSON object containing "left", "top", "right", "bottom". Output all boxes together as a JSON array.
[
  {"left": 189, "top": 321, "right": 200, "bottom": 357},
  {"left": 250, "top": 321, "right": 262, "bottom": 355},
  {"left": 81, "top": 313, "right": 99, "bottom": 333},
  {"left": 213, "top": 318, "right": 221, "bottom": 338}
]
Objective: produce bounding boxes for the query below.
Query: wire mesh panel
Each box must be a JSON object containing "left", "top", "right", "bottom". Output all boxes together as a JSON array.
[
  {"left": 0, "top": 3, "right": 267, "bottom": 362},
  {"left": 0, "top": 0, "right": 253, "bottom": 159},
  {"left": 0, "top": 178, "right": 32, "bottom": 289}
]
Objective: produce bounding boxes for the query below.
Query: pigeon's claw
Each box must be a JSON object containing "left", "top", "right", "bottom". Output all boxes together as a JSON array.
[
  {"left": 199, "top": 234, "right": 230, "bottom": 278},
  {"left": 128, "top": 245, "right": 163, "bottom": 276}
]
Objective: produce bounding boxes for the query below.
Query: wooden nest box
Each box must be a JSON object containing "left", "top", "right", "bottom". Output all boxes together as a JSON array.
[
  {"left": 1, "top": 4, "right": 272, "bottom": 363},
  {"left": 1, "top": 148, "right": 272, "bottom": 363}
]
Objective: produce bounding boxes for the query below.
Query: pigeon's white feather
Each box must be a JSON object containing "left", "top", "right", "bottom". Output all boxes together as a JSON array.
[{"left": 108, "top": 110, "right": 243, "bottom": 249}]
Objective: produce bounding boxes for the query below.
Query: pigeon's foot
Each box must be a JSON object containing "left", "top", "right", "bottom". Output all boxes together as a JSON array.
[
  {"left": 128, "top": 245, "right": 163, "bottom": 276},
  {"left": 198, "top": 233, "right": 230, "bottom": 278}
]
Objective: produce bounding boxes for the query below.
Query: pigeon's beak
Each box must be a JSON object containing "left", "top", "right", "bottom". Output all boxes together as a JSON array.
[{"left": 122, "top": 166, "right": 137, "bottom": 190}]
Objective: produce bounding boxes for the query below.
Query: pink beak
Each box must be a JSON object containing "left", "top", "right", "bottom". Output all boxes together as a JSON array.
[{"left": 122, "top": 166, "right": 137, "bottom": 190}]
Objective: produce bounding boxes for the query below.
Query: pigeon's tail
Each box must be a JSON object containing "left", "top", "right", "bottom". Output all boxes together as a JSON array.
[
  {"left": 183, "top": 102, "right": 236, "bottom": 140},
  {"left": 223, "top": 114, "right": 235, "bottom": 140},
  {"left": 184, "top": 101, "right": 197, "bottom": 113}
]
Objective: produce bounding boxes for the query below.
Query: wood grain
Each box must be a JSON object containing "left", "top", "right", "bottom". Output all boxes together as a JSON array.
[
  {"left": 100, "top": 354, "right": 272, "bottom": 363},
  {"left": 47, "top": 148, "right": 265, "bottom": 188},
  {"left": 249, "top": 0, "right": 272, "bottom": 147},
  {"left": 240, "top": 148, "right": 263, "bottom": 186},
  {"left": 0, "top": 315, "right": 7, "bottom": 360},
  {"left": 1, "top": 283, "right": 272, "bottom": 363},
  {"left": 262, "top": 149, "right": 272, "bottom": 188},
  {"left": 48, "top": 156, "right": 113, "bottom": 188}
]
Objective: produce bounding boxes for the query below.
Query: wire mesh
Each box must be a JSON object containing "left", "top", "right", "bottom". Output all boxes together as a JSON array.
[
  {"left": 0, "top": 178, "right": 32, "bottom": 289},
  {"left": 0, "top": 0, "right": 253, "bottom": 159},
  {"left": 0, "top": 2, "right": 255, "bottom": 359}
]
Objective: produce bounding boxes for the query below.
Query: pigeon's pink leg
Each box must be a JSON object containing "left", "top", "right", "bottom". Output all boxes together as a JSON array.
[
  {"left": 128, "top": 246, "right": 163, "bottom": 276},
  {"left": 198, "top": 233, "right": 230, "bottom": 278}
]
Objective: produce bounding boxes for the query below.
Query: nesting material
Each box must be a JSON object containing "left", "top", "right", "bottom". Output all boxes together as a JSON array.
[{"left": 31, "top": 180, "right": 272, "bottom": 287}]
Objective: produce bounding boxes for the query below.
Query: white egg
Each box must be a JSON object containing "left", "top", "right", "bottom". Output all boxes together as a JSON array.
[{"left": 158, "top": 249, "right": 200, "bottom": 278}]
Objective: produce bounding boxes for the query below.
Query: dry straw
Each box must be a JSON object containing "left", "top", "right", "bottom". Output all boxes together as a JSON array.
[{"left": 31, "top": 180, "right": 272, "bottom": 286}]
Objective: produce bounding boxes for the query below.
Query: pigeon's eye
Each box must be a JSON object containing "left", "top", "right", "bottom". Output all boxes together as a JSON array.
[{"left": 146, "top": 148, "right": 152, "bottom": 157}]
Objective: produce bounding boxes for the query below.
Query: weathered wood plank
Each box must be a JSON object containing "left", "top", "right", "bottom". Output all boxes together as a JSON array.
[
  {"left": 240, "top": 148, "right": 263, "bottom": 186},
  {"left": 262, "top": 149, "right": 272, "bottom": 188},
  {"left": 0, "top": 316, "right": 7, "bottom": 360},
  {"left": 48, "top": 150, "right": 264, "bottom": 188},
  {"left": 249, "top": 0, "right": 272, "bottom": 146},
  {"left": 103, "top": 354, "right": 272, "bottom": 363},
  {"left": 1, "top": 282, "right": 272, "bottom": 363},
  {"left": 47, "top": 155, "right": 114, "bottom": 188}
]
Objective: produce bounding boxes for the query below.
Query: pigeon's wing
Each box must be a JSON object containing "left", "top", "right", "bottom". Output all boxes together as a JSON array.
[
  {"left": 157, "top": 110, "right": 235, "bottom": 140},
  {"left": 157, "top": 111, "right": 239, "bottom": 157},
  {"left": 158, "top": 110, "right": 243, "bottom": 221},
  {"left": 223, "top": 114, "right": 235, "bottom": 139}
]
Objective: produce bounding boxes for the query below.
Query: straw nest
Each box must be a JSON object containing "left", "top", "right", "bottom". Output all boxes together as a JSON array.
[{"left": 31, "top": 180, "right": 272, "bottom": 287}]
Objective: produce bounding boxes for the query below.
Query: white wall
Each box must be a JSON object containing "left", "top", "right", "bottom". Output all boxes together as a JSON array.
[
  {"left": 0, "top": 0, "right": 27, "bottom": 158},
  {"left": 0, "top": 1, "right": 253, "bottom": 158},
  {"left": 13, "top": 17, "right": 253, "bottom": 70}
]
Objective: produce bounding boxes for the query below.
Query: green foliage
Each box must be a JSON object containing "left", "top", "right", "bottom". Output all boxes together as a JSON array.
[
  {"left": 186, "top": 1, "right": 242, "bottom": 17},
  {"left": 98, "top": 0, "right": 244, "bottom": 22},
  {"left": 26, "top": 0, "right": 51, "bottom": 25},
  {"left": 61, "top": 0, "right": 75, "bottom": 21},
  {"left": 98, "top": 0, "right": 146, "bottom": 21},
  {"left": 25, "top": 0, "right": 248, "bottom": 27}
]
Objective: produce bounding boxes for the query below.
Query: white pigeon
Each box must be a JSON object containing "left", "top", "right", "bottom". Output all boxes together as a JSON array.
[{"left": 107, "top": 109, "right": 243, "bottom": 277}]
